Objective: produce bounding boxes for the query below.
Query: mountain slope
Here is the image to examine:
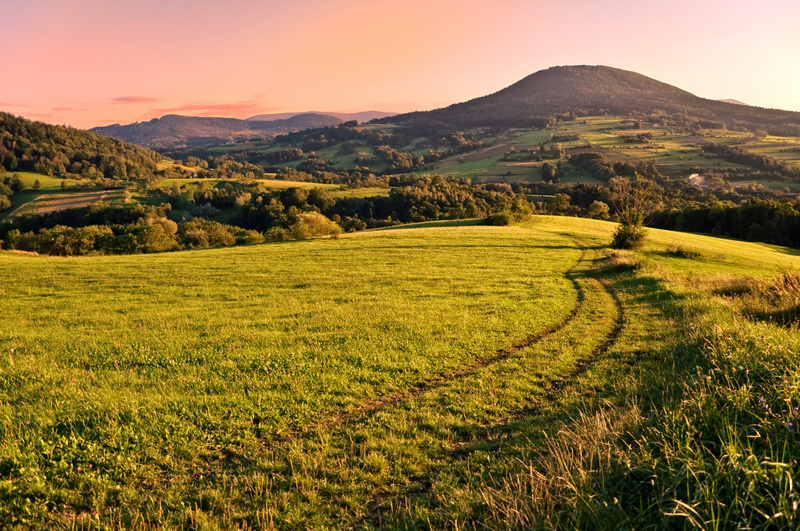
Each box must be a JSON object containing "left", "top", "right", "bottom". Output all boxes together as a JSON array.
[
  {"left": 383, "top": 65, "right": 800, "bottom": 132},
  {"left": 1, "top": 111, "right": 162, "bottom": 180},
  {"left": 92, "top": 113, "right": 343, "bottom": 149},
  {"left": 247, "top": 111, "right": 393, "bottom": 122}
]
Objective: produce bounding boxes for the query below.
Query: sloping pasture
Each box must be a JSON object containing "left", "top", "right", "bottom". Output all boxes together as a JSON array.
[{"left": 2, "top": 218, "right": 800, "bottom": 529}]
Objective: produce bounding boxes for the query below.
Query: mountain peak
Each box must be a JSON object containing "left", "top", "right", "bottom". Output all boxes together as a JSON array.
[{"left": 382, "top": 65, "right": 799, "bottom": 130}]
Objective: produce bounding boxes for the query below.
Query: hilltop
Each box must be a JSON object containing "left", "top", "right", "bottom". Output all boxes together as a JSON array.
[
  {"left": 91, "top": 113, "right": 343, "bottom": 149},
  {"left": 381, "top": 65, "right": 800, "bottom": 134},
  {"left": 247, "top": 110, "right": 393, "bottom": 122}
]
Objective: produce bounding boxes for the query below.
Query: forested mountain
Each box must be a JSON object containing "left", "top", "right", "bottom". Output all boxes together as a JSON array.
[
  {"left": 381, "top": 65, "right": 800, "bottom": 134},
  {"left": 246, "top": 111, "right": 393, "bottom": 122},
  {"left": 92, "top": 113, "right": 343, "bottom": 149},
  {"left": 0, "top": 112, "right": 162, "bottom": 180}
]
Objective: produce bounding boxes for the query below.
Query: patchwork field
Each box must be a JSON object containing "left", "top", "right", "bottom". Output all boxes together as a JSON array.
[
  {"left": 9, "top": 190, "right": 128, "bottom": 218},
  {"left": 183, "top": 117, "right": 800, "bottom": 187},
  {"left": 1, "top": 218, "right": 799, "bottom": 528}
]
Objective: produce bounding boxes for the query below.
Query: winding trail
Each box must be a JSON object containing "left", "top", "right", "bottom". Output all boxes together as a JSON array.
[
  {"left": 276, "top": 250, "right": 591, "bottom": 439},
  {"left": 356, "top": 247, "right": 628, "bottom": 528},
  {"left": 241, "top": 238, "right": 630, "bottom": 529}
]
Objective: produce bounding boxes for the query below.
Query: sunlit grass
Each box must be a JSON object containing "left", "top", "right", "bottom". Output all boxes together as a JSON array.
[{"left": 2, "top": 216, "right": 800, "bottom": 528}]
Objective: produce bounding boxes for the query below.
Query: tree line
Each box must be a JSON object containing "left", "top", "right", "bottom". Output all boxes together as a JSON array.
[{"left": 0, "top": 175, "right": 530, "bottom": 256}]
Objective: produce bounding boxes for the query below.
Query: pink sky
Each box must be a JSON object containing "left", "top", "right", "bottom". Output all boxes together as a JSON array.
[{"left": 2, "top": 0, "right": 799, "bottom": 129}]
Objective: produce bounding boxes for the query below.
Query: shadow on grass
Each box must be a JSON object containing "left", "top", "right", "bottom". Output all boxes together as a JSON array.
[{"left": 371, "top": 219, "right": 485, "bottom": 231}]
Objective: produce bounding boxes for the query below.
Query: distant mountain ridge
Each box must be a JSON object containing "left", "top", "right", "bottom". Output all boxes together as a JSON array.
[
  {"left": 92, "top": 113, "right": 343, "bottom": 150},
  {"left": 381, "top": 65, "right": 800, "bottom": 133},
  {"left": 718, "top": 99, "right": 748, "bottom": 106},
  {"left": 247, "top": 111, "right": 393, "bottom": 122}
]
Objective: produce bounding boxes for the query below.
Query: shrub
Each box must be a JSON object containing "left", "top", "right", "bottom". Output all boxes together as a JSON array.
[
  {"left": 611, "top": 223, "right": 647, "bottom": 249},
  {"left": 1, "top": 229, "right": 20, "bottom": 250},
  {"left": 289, "top": 212, "right": 342, "bottom": 240},
  {"left": 485, "top": 211, "right": 512, "bottom": 226}
]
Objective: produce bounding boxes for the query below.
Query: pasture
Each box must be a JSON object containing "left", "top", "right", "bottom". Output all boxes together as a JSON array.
[{"left": 1, "top": 218, "right": 800, "bottom": 528}]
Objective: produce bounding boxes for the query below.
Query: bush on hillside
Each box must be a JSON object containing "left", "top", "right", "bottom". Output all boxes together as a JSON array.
[{"left": 611, "top": 223, "right": 647, "bottom": 249}]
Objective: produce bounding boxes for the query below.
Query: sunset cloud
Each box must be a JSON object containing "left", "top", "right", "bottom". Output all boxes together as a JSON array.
[
  {"left": 0, "top": 102, "right": 31, "bottom": 108},
  {"left": 112, "top": 96, "right": 162, "bottom": 104}
]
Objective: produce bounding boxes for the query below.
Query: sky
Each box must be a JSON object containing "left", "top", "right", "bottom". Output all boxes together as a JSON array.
[{"left": 1, "top": 0, "right": 799, "bottom": 129}]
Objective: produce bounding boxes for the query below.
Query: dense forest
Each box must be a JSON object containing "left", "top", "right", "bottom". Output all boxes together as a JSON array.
[{"left": 0, "top": 112, "right": 162, "bottom": 181}]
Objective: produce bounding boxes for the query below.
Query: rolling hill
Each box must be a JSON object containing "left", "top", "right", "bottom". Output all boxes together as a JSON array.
[
  {"left": 0, "top": 111, "right": 163, "bottom": 180},
  {"left": 91, "top": 112, "right": 344, "bottom": 149},
  {"left": 2, "top": 217, "right": 800, "bottom": 528},
  {"left": 246, "top": 110, "right": 394, "bottom": 122},
  {"left": 382, "top": 65, "right": 800, "bottom": 133}
]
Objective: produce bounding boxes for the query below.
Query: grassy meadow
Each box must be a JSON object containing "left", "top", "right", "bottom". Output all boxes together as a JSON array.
[{"left": 1, "top": 218, "right": 800, "bottom": 528}]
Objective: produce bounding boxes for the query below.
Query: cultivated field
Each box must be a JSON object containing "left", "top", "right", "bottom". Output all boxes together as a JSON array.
[
  {"left": 1, "top": 218, "right": 799, "bottom": 528},
  {"left": 9, "top": 190, "right": 128, "bottom": 217}
]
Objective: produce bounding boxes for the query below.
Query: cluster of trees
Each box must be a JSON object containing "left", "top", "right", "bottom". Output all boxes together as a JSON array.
[
  {"left": 650, "top": 199, "right": 800, "bottom": 248},
  {"left": 0, "top": 175, "right": 530, "bottom": 256},
  {"left": 702, "top": 143, "right": 800, "bottom": 181},
  {"left": 0, "top": 112, "right": 161, "bottom": 181},
  {"left": 235, "top": 175, "right": 529, "bottom": 232},
  {"left": 0, "top": 172, "right": 27, "bottom": 211},
  {"left": 566, "top": 153, "right": 649, "bottom": 182},
  {"left": 260, "top": 148, "right": 304, "bottom": 164},
  {"left": 0, "top": 200, "right": 344, "bottom": 256},
  {"left": 373, "top": 146, "right": 425, "bottom": 172},
  {"left": 1, "top": 218, "right": 264, "bottom": 256},
  {"left": 622, "top": 132, "right": 654, "bottom": 143}
]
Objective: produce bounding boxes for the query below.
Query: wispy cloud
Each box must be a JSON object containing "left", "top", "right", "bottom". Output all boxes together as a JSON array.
[
  {"left": 0, "top": 102, "right": 31, "bottom": 108},
  {"left": 53, "top": 107, "right": 75, "bottom": 111},
  {"left": 112, "top": 96, "right": 162, "bottom": 104}
]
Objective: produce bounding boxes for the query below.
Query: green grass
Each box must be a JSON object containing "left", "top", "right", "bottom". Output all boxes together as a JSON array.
[
  {"left": 2, "top": 217, "right": 800, "bottom": 528},
  {"left": 9, "top": 172, "right": 65, "bottom": 191},
  {"left": 330, "top": 186, "right": 390, "bottom": 198}
]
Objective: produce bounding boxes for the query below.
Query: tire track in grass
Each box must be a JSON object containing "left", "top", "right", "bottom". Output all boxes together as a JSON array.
[
  {"left": 357, "top": 257, "right": 628, "bottom": 529},
  {"left": 311, "top": 250, "right": 591, "bottom": 433},
  {"left": 490, "top": 274, "right": 626, "bottom": 428}
]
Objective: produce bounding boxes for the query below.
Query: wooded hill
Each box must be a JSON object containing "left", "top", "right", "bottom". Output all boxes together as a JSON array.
[
  {"left": 91, "top": 113, "right": 343, "bottom": 149},
  {"left": 1, "top": 112, "right": 162, "bottom": 181},
  {"left": 381, "top": 65, "right": 800, "bottom": 134}
]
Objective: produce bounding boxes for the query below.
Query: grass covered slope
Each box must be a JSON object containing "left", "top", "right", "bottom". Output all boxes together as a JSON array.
[
  {"left": 1, "top": 218, "right": 800, "bottom": 528},
  {"left": 0, "top": 225, "right": 578, "bottom": 526}
]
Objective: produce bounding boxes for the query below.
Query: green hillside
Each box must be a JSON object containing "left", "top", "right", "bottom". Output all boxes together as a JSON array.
[
  {"left": 2, "top": 218, "right": 799, "bottom": 528},
  {"left": 182, "top": 116, "right": 800, "bottom": 190}
]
